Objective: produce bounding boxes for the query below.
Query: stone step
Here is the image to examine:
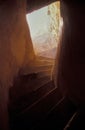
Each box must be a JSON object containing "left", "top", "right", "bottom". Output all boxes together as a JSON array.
[
  {"left": 29, "top": 64, "right": 52, "bottom": 72},
  {"left": 10, "top": 87, "right": 62, "bottom": 130},
  {"left": 35, "top": 69, "right": 52, "bottom": 78},
  {"left": 34, "top": 62, "right": 53, "bottom": 67},
  {"left": 10, "top": 74, "right": 51, "bottom": 103},
  {"left": 21, "top": 69, "right": 52, "bottom": 80},
  {"left": 36, "top": 56, "right": 54, "bottom": 63},
  {"left": 35, "top": 98, "right": 77, "bottom": 130},
  {"left": 9, "top": 80, "right": 55, "bottom": 116},
  {"left": 21, "top": 64, "right": 53, "bottom": 75},
  {"left": 29, "top": 65, "right": 53, "bottom": 73},
  {"left": 34, "top": 57, "right": 54, "bottom": 66}
]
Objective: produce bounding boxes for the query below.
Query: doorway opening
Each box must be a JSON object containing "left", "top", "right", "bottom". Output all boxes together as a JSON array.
[{"left": 26, "top": 2, "right": 63, "bottom": 59}]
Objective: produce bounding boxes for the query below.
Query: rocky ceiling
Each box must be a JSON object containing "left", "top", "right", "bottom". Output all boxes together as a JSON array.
[
  {"left": 26, "top": 0, "right": 57, "bottom": 13},
  {"left": 26, "top": 0, "right": 85, "bottom": 13}
]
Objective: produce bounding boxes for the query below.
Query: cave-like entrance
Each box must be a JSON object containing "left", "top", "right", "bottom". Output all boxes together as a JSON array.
[{"left": 26, "top": 1, "right": 63, "bottom": 59}]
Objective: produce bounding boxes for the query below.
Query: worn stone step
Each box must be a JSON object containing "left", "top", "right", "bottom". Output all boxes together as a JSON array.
[
  {"left": 10, "top": 74, "right": 51, "bottom": 103},
  {"left": 34, "top": 58, "right": 54, "bottom": 66},
  {"left": 35, "top": 55, "right": 54, "bottom": 63},
  {"left": 9, "top": 80, "right": 55, "bottom": 115},
  {"left": 36, "top": 56, "right": 54, "bottom": 63},
  {"left": 30, "top": 69, "right": 52, "bottom": 79},
  {"left": 21, "top": 64, "right": 53, "bottom": 75},
  {"left": 10, "top": 87, "right": 62, "bottom": 130},
  {"left": 20, "top": 63, "right": 53, "bottom": 75},
  {"left": 21, "top": 69, "right": 52, "bottom": 79},
  {"left": 18, "top": 88, "right": 61, "bottom": 117}
]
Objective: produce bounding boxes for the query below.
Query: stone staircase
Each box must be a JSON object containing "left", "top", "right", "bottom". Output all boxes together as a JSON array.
[{"left": 9, "top": 56, "right": 62, "bottom": 130}]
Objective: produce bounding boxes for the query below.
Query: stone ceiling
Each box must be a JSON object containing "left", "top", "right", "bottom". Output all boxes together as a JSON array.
[{"left": 26, "top": 0, "right": 57, "bottom": 13}]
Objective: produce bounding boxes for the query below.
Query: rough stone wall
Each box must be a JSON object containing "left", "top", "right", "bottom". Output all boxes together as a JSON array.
[
  {"left": 0, "top": 0, "right": 35, "bottom": 88},
  {"left": 0, "top": 1, "right": 35, "bottom": 129},
  {"left": 48, "top": 2, "right": 60, "bottom": 40},
  {"left": 55, "top": 1, "right": 85, "bottom": 106}
]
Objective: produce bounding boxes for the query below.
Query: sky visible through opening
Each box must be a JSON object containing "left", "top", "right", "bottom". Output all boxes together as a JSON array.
[
  {"left": 26, "top": 3, "right": 63, "bottom": 58},
  {"left": 26, "top": 6, "right": 50, "bottom": 38}
]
